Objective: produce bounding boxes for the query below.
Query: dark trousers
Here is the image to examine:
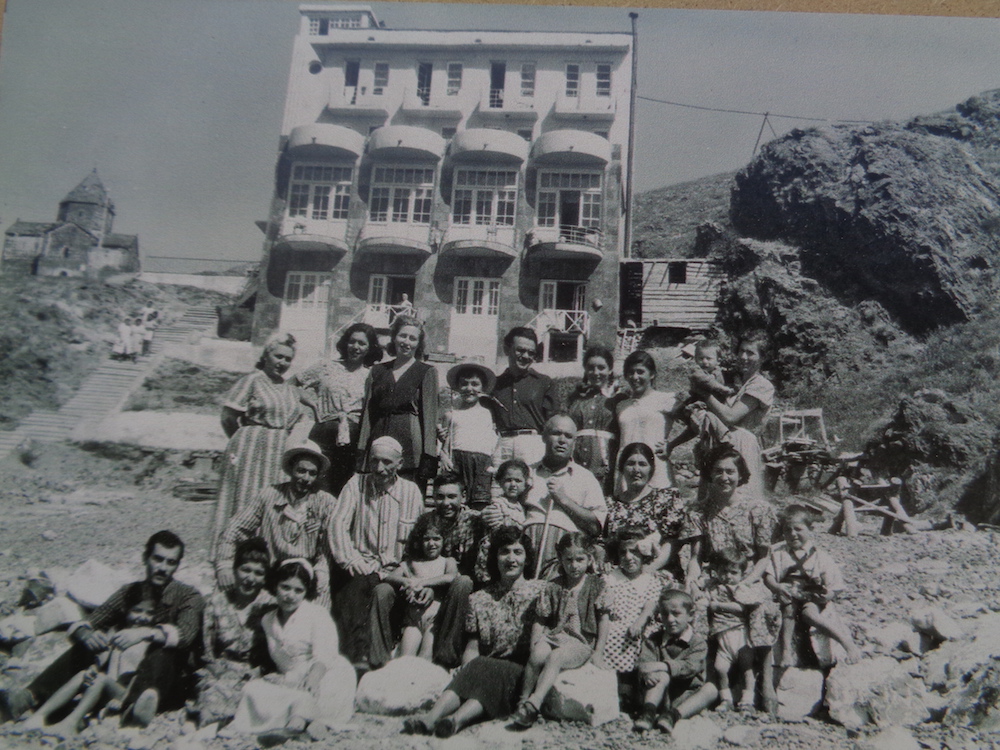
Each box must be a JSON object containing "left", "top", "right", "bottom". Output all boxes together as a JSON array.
[
  {"left": 28, "top": 642, "right": 184, "bottom": 712},
  {"left": 335, "top": 573, "right": 472, "bottom": 670},
  {"left": 308, "top": 420, "right": 358, "bottom": 496}
]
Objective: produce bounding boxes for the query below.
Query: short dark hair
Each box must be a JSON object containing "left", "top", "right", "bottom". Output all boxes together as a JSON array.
[
  {"left": 623, "top": 349, "right": 656, "bottom": 378},
  {"left": 694, "top": 339, "right": 720, "bottom": 355},
  {"left": 780, "top": 503, "right": 819, "bottom": 530},
  {"left": 485, "top": 525, "right": 535, "bottom": 581},
  {"left": 503, "top": 327, "right": 539, "bottom": 351},
  {"left": 707, "top": 547, "right": 748, "bottom": 571},
  {"left": 605, "top": 526, "right": 654, "bottom": 565},
  {"left": 234, "top": 537, "right": 270, "bottom": 570},
  {"left": 701, "top": 444, "right": 751, "bottom": 486},
  {"left": 583, "top": 345, "right": 614, "bottom": 371},
  {"left": 659, "top": 587, "right": 695, "bottom": 614},
  {"left": 406, "top": 512, "right": 446, "bottom": 561},
  {"left": 336, "top": 323, "right": 382, "bottom": 366},
  {"left": 617, "top": 441, "right": 656, "bottom": 474},
  {"left": 453, "top": 366, "right": 485, "bottom": 384},
  {"left": 386, "top": 315, "right": 426, "bottom": 360},
  {"left": 736, "top": 330, "right": 769, "bottom": 361},
  {"left": 433, "top": 471, "right": 465, "bottom": 492},
  {"left": 144, "top": 530, "right": 185, "bottom": 561},
  {"left": 496, "top": 458, "right": 531, "bottom": 485},
  {"left": 267, "top": 560, "right": 317, "bottom": 600}
]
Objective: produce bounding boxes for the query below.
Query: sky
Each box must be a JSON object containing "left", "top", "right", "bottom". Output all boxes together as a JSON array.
[{"left": 0, "top": 0, "right": 999, "bottom": 271}]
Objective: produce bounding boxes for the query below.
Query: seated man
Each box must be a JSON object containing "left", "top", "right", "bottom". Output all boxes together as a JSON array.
[
  {"left": 0, "top": 530, "right": 204, "bottom": 727},
  {"left": 524, "top": 415, "right": 607, "bottom": 576}
]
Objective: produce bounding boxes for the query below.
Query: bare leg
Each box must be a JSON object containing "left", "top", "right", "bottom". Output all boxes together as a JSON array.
[
  {"left": 518, "top": 641, "right": 550, "bottom": 705},
  {"left": 736, "top": 647, "right": 755, "bottom": 709},
  {"left": 778, "top": 605, "right": 796, "bottom": 667},
  {"left": 399, "top": 626, "right": 422, "bottom": 658},
  {"left": 525, "top": 646, "right": 578, "bottom": 709},
  {"left": 675, "top": 683, "right": 719, "bottom": 719},
  {"left": 801, "top": 603, "right": 862, "bottom": 663},
  {"left": 20, "top": 671, "right": 88, "bottom": 730},
  {"left": 420, "top": 689, "right": 461, "bottom": 728},
  {"left": 448, "top": 698, "right": 485, "bottom": 733},
  {"left": 714, "top": 652, "right": 733, "bottom": 709},
  {"left": 47, "top": 675, "right": 117, "bottom": 737},
  {"left": 635, "top": 676, "right": 669, "bottom": 732},
  {"left": 758, "top": 646, "right": 777, "bottom": 716},
  {"left": 417, "top": 630, "right": 435, "bottom": 661}
]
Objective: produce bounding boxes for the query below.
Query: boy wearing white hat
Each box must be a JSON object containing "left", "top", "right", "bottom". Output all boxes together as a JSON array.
[{"left": 439, "top": 362, "right": 500, "bottom": 509}]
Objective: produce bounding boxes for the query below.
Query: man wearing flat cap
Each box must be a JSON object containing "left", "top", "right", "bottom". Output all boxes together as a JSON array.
[{"left": 216, "top": 440, "right": 336, "bottom": 606}]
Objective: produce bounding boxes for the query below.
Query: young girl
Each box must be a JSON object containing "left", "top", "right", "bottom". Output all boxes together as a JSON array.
[
  {"left": 764, "top": 505, "right": 862, "bottom": 668},
  {"left": 476, "top": 459, "right": 532, "bottom": 582},
  {"left": 19, "top": 598, "right": 156, "bottom": 736},
  {"left": 593, "top": 528, "right": 668, "bottom": 694},
  {"left": 382, "top": 514, "right": 459, "bottom": 660},
  {"left": 511, "top": 532, "right": 604, "bottom": 728},
  {"left": 439, "top": 363, "right": 500, "bottom": 509}
]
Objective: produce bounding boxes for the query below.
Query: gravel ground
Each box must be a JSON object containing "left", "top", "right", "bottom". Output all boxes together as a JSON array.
[{"left": 0, "top": 443, "right": 998, "bottom": 749}]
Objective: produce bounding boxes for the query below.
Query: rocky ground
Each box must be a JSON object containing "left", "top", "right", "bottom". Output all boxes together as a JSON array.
[{"left": 0, "top": 443, "right": 997, "bottom": 749}]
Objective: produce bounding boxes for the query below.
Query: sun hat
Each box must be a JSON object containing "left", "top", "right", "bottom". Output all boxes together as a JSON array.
[
  {"left": 281, "top": 440, "right": 330, "bottom": 476},
  {"left": 446, "top": 361, "right": 497, "bottom": 393}
]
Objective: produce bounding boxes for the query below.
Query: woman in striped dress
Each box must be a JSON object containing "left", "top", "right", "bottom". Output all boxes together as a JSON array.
[{"left": 212, "top": 334, "right": 302, "bottom": 560}]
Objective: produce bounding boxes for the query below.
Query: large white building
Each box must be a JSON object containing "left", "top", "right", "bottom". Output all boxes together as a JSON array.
[{"left": 250, "top": 4, "right": 634, "bottom": 370}]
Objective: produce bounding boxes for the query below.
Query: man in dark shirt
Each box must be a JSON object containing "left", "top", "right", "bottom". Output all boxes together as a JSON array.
[
  {"left": 490, "top": 326, "right": 556, "bottom": 468},
  {"left": 0, "top": 530, "right": 204, "bottom": 727}
]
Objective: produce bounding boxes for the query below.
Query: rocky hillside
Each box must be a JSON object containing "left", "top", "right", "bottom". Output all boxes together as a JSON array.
[{"left": 636, "top": 89, "right": 1000, "bottom": 522}]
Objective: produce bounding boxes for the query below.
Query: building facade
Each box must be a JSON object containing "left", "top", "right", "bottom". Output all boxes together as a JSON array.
[
  {"left": 2, "top": 170, "right": 139, "bottom": 278},
  {"left": 251, "top": 4, "right": 633, "bottom": 370}
]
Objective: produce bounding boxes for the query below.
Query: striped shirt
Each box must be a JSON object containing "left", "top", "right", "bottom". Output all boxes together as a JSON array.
[
  {"left": 328, "top": 474, "right": 424, "bottom": 577},
  {"left": 215, "top": 483, "right": 336, "bottom": 580},
  {"left": 76, "top": 580, "right": 204, "bottom": 651}
]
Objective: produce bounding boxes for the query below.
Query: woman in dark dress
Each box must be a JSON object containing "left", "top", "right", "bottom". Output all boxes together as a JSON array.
[
  {"left": 357, "top": 315, "right": 439, "bottom": 490},
  {"left": 567, "top": 345, "right": 619, "bottom": 495}
]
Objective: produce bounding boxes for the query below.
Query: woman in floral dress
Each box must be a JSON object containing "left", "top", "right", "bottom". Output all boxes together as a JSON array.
[
  {"left": 212, "top": 334, "right": 302, "bottom": 559},
  {"left": 193, "top": 538, "right": 273, "bottom": 727},
  {"left": 605, "top": 442, "right": 698, "bottom": 582}
]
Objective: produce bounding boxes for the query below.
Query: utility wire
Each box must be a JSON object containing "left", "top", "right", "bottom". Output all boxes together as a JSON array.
[{"left": 637, "top": 94, "right": 877, "bottom": 124}]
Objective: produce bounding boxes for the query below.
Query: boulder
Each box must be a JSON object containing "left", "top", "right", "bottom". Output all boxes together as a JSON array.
[
  {"left": 942, "top": 661, "right": 1000, "bottom": 730},
  {"left": 33, "top": 596, "right": 84, "bottom": 635},
  {"left": 921, "top": 613, "right": 1000, "bottom": 690},
  {"left": 870, "top": 622, "right": 917, "bottom": 653},
  {"left": 0, "top": 612, "right": 36, "bottom": 644},
  {"left": 670, "top": 715, "right": 722, "bottom": 750},
  {"left": 910, "top": 607, "right": 963, "bottom": 642},
  {"left": 354, "top": 656, "right": 450, "bottom": 715},
  {"left": 542, "top": 663, "right": 619, "bottom": 726},
  {"left": 853, "top": 725, "right": 921, "bottom": 750},
  {"left": 775, "top": 667, "right": 824, "bottom": 722},
  {"left": 722, "top": 724, "right": 757, "bottom": 746},
  {"left": 825, "top": 657, "right": 930, "bottom": 730},
  {"left": 64, "top": 559, "right": 131, "bottom": 609}
]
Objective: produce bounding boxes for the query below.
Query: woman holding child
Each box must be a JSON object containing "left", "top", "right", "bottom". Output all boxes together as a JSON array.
[
  {"left": 403, "top": 526, "right": 553, "bottom": 738},
  {"left": 606, "top": 443, "right": 698, "bottom": 581},
  {"left": 193, "top": 538, "right": 273, "bottom": 727},
  {"left": 568, "top": 346, "right": 620, "bottom": 494}
]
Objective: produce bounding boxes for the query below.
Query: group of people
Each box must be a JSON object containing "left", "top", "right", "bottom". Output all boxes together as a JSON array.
[
  {"left": 112, "top": 305, "right": 158, "bottom": 362},
  {"left": 0, "top": 316, "right": 864, "bottom": 740}
]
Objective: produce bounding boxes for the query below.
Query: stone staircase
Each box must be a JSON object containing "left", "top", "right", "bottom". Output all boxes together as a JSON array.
[{"left": 0, "top": 305, "right": 218, "bottom": 460}]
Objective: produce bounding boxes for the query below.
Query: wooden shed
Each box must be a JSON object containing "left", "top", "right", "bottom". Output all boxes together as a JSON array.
[{"left": 620, "top": 259, "right": 723, "bottom": 330}]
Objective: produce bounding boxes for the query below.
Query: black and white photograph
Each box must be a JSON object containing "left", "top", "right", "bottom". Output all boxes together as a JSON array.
[{"left": 1, "top": 0, "right": 1000, "bottom": 747}]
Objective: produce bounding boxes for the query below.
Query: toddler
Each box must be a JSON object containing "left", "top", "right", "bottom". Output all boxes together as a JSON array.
[
  {"left": 512, "top": 532, "right": 604, "bottom": 728},
  {"left": 593, "top": 528, "right": 667, "bottom": 681},
  {"left": 764, "top": 505, "right": 862, "bottom": 667},
  {"left": 706, "top": 548, "right": 765, "bottom": 711},
  {"left": 439, "top": 363, "right": 500, "bottom": 509},
  {"left": 634, "top": 589, "right": 717, "bottom": 734},
  {"left": 20, "top": 598, "right": 156, "bottom": 736},
  {"left": 667, "top": 340, "right": 733, "bottom": 460},
  {"left": 383, "top": 514, "right": 458, "bottom": 660}
]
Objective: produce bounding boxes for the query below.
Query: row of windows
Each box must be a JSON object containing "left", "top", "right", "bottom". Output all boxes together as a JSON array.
[
  {"left": 288, "top": 165, "right": 604, "bottom": 227},
  {"left": 329, "top": 60, "right": 613, "bottom": 99}
]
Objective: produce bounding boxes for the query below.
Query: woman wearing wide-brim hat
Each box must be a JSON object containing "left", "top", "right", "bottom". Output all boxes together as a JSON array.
[
  {"left": 438, "top": 361, "right": 501, "bottom": 509},
  {"left": 215, "top": 440, "right": 337, "bottom": 608}
]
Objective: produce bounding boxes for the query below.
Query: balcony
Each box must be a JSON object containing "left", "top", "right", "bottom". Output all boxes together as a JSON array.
[
  {"left": 400, "top": 88, "right": 465, "bottom": 119},
  {"left": 326, "top": 86, "right": 390, "bottom": 119},
  {"left": 367, "top": 125, "right": 446, "bottom": 161},
  {"left": 527, "top": 225, "right": 604, "bottom": 261},
  {"left": 477, "top": 88, "right": 538, "bottom": 121},
  {"left": 440, "top": 224, "right": 517, "bottom": 259},
  {"left": 275, "top": 217, "right": 350, "bottom": 254},
  {"left": 287, "top": 123, "right": 366, "bottom": 160},
  {"left": 362, "top": 303, "right": 421, "bottom": 330},
  {"left": 530, "top": 129, "right": 612, "bottom": 167},
  {"left": 449, "top": 128, "right": 528, "bottom": 166},
  {"left": 356, "top": 222, "right": 433, "bottom": 256},
  {"left": 553, "top": 94, "right": 617, "bottom": 122},
  {"left": 532, "top": 308, "right": 590, "bottom": 335}
]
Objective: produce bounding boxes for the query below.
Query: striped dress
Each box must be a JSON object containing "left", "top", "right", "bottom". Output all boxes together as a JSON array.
[{"left": 211, "top": 371, "right": 300, "bottom": 559}]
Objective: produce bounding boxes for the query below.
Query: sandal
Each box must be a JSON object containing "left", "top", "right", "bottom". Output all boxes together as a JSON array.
[
  {"left": 402, "top": 717, "right": 430, "bottom": 735},
  {"left": 510, "top": 700, "right": 539, "bottom": 729}
]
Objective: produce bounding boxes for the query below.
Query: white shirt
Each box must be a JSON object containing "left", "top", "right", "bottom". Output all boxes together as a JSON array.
[{"left": 524, "top": 459, "right": 608, "bottom": 533}]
